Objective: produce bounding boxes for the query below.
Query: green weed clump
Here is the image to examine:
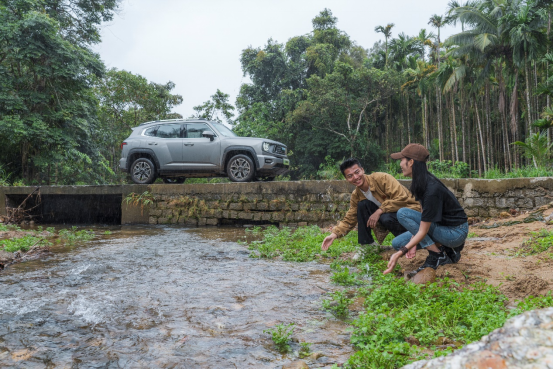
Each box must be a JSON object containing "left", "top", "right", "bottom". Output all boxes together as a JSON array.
[
  {"left": 513, "top": 229, "right": 553, "bottom": 257},
  {"left": 263, "top": 323, "right": 295, "bottom": 353},
  {"left": 2, "top": 236, "right": 51, "bottom": 252},
  {"left": 342, "top": 249, "right": 554, "bottom": 369},
  {"left": 58, "top": 227, "right": 95, "bottom": 245},
  {"left": 322, "top": 290, "right": 352, "bottom": 317},
  {"left": 247, "top": 225, "right": 358, "bottom": 262},
  {"left": 331, "top": 266, "right": 366, "bottom": 286}
]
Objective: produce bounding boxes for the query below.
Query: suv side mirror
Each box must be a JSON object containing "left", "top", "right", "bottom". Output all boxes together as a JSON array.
[{"left": 202, "top": 131, "right": 215, "bottom": 141}]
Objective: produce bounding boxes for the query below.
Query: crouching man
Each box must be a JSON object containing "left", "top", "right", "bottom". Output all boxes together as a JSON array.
[{"left": 321, "top": 158, "right": 421, "bottom": 251}]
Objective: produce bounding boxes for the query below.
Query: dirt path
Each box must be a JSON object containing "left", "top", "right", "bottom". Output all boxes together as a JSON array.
[{"left": 385, "top": 204, "right": 553, "bottom": 302}]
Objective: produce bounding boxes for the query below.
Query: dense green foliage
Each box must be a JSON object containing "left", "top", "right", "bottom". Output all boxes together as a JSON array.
[
  {"left": 244, "top": 225, "right": 552, "bottom": 368},
  {"left": 263, "top": 323, "right": 295, "bottom": 353},
  {"left": 513, "top": 228, "right": 553, "bottom": 257},
  {"left": 234, "top": 4, "right": 553, "bottom": 178}
]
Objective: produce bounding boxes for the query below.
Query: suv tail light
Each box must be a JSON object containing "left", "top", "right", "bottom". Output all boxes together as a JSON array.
[{"left": 121, "top": 142, "right": 127, "bottom": 150}]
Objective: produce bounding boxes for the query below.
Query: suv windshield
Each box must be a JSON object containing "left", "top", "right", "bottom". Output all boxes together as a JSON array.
[{"left": 211, "top": 122, "right": 237, "bottom": 138}]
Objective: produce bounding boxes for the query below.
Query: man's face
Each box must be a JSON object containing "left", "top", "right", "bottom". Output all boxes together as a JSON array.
[{"left": 343, "top": 165, "right": 365, "bottom": 187}]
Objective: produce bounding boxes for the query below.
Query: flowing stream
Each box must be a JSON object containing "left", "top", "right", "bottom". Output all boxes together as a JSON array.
[{"left": 0, "top": 226, "right": 353, "bottom": 368}]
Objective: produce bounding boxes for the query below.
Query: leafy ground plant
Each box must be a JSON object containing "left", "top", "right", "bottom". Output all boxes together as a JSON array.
[
  {"left": 299, "top": 342, "right": 312, "bottom": 358},
  {"left": 123, "top": 191, "right": 154, "bottom": 215},
  {"left": 512, "top": 229, "right": 553, "bottom": 257},
  {"left": 1, "top": 236, "right": 51, "bottom": 252},
  {"left": 247, "top": 225, "right": 358, "bottom": 261},
  {"left": 331, "top": 266, "right": 366, "bottom": 286},
  {"left": 322, "top": 290, "right": 352, "bottom": 317},
  {"left": 58, "top": 227, "right": 95, "bottom": 245},
  {"left": 263, "top": 323, "right": 295, "bottom": 353}
]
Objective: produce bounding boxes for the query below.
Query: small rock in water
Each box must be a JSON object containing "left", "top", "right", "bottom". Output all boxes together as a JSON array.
[
  {"left": 282, "top": 360, "right": 309, "bottom": 369},
  {"left": 411, "top": 268, "right": 436, "bottom": 285},
  {"left": 308, "top": 352, "right": 324, "bottom": 360}
]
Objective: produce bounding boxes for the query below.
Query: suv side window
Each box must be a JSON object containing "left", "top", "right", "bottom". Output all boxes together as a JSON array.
[
  {"left": 185, "top": 123, "right": 215, "bottom": 138},
  {"left": 144, "top": 126, "right": 158, "bottom": 136},
  {"left": 156, "top": 124, "right": 182, "bottom": 138}
]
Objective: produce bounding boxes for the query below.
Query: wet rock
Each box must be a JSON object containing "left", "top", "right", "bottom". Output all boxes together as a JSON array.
[
  {"left": 405, "top": 336, "right": 420, "bottom": 346},
  {"left": 309, "top": 352, "right": 324, "bottom": 360},
  {"left": 401, "top": 307, "right": 553, "bottom": 369},
  {"left": 410, "top": 268, "right": 436, "bottom": 285},
  {"left": 499, "top": 211, "right": 512, "bottom": 218},
  {"left": 282, "top": 360, "right": 309, "bottom": 369}
]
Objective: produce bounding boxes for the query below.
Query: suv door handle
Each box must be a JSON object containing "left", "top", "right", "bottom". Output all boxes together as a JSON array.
[
  {"left": 184, "top": 143, "right": 194, "bottom": 146},
  {"left": 148, "top": 142, "right": 157, "bottom": 145}
]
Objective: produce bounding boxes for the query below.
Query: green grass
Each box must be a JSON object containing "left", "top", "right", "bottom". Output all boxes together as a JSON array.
[
  {"left": 513, "top": 229, "right": 553, "bottom": 257},
  {"left": 331, "top": 266, "right": 367, "bottom": 286},
  {"left": 244, "top": 225, "right": 553, "bottom": 369},
  {"left": 58, "top": 227, "right": 95, "bottom": 245},
  {"left": 1, "top": 236, "right": 51, "bottom": 252},
  {"left": 246, "top": 225, "right": 359, "bottom": 261}
]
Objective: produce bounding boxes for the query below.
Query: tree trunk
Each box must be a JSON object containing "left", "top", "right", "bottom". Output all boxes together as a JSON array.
[
  {"left": 436, "top": 86, "right": 443, "bottom": 161},
  {"left": 474, "top": 100, "right": 487, "bottom": 173},
  {"left": 451, "top": 91, "right": 459, "bottom": 162},
  {"left": 524, "top": 54, "right": 533, "bottom": 136},
  {"left": 406, "top": 94, "right": 411, "bottom": 144}
]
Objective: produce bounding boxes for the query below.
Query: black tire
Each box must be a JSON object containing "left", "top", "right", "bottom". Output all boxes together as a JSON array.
[
  {"left": 162, "top": 177, "right": 186, "bottom": 184},
  {"left": 130, "top": 157, "right": 157, "bottom": 184},
  {"left": 227, "top": 154, "right": 255, "bottom": 182}
]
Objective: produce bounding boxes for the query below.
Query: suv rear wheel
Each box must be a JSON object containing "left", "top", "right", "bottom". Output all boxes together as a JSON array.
[
  {"left": 227, "top": 154, "right": 255, "bottom": 182},
  {"left": 131, "top": 158, "right": 157, "bottom": 184}
]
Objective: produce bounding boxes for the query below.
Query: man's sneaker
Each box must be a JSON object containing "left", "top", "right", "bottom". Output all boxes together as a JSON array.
[
  {"left": 415, "top": 248, "right": 453, "bottom": 273},
  {"left": 444, "top": 243, "right": 464, "bottom": 263}
]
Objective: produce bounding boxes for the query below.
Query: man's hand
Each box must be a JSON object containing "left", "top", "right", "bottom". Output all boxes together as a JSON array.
[
  {"left": 383, "top": 251, "right": 402, "bottom": 274},
  {"left": 406, "top": 236, "right": 416, "bottom": 258},
  {"left": 321, "top": 233, "right": 338, "bottom": 251},
  {"left": 366, "top": 209, "right": 383, "bottom": 228}
]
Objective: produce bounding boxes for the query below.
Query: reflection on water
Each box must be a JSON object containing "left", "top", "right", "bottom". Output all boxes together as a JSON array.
[{"left": 0, "top": 226, "right": 352, "bottom": 368}]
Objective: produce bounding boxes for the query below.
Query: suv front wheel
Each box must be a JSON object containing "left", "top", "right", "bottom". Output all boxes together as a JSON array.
[
  {"left": 227, "top": 154, "right": 255, "bottom": 182},
  {"left": 130, "top": 158, "right": 157, "bottom": 184}
]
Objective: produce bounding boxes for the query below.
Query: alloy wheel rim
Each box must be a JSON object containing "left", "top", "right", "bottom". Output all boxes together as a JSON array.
[
  {"left": 133, "top": 162, "right": 152, "bottom": 182},
  {"left": 230, "top": 158, "right": 250, "bottom": 179}
]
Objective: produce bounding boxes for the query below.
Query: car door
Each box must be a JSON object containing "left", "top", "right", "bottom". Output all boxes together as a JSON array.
[
  {"left": 146, "top": 123, "right": 184, "bottom": 170},
  {"left": 182, "top": 123, "right": 221, "bottom": 170}
]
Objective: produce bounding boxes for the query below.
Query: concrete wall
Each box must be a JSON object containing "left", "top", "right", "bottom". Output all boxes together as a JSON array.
[{"left": 0, "top": 177, "right": 551, "bottom": 225}]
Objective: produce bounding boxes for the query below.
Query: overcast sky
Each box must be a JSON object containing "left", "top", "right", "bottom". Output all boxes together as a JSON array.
[{"left": 94, "top": 0, "right": 461, "bottom": 119}]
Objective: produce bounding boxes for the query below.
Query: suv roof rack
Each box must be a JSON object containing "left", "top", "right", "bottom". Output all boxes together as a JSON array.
[{"left": 139, "top": 119, "right": 184, "bottom": 126}]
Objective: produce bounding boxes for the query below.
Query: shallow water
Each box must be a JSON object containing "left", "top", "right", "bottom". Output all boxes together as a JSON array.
[{"left": 0, "top": 226, "right": 353, "bottom": 368}]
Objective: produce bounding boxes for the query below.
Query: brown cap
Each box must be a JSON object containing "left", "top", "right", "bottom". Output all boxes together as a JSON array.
[{"left": 390, "top": 143, "right": 430, "bottom": 162}]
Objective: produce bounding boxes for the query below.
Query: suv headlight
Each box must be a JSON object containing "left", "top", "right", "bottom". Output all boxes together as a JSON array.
[{"left": 262, "top": 142, "right": 271, "bottom": 152}]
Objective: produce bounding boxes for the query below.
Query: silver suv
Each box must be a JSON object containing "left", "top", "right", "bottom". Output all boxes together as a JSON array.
[{"left": 119, "top": 118, "right": 290, "bottom": 184}]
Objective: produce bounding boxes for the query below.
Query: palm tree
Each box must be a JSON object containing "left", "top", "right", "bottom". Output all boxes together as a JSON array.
[
  {"left": 428, "top": 15, "right": 446, "bottom": 67},
  {"left": 414, "top": 28, "right": 436, "bottom": 62},
  {"left": 374, "top": 23, "right": 395, "bottom": 68}
]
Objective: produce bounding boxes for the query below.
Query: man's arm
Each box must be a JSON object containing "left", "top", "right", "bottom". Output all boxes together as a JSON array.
[{"left": 322, "top": 190, "right": 358, "bottom": 250}]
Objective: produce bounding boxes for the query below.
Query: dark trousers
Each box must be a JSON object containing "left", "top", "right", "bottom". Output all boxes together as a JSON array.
[{"left": 357, "top": 199, "right": 407, "bottom": 245}]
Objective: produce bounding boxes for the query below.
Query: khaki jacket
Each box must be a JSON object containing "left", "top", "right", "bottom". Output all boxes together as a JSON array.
[{"left": 331, "top": 172, "right": 421, "bottom": 238}]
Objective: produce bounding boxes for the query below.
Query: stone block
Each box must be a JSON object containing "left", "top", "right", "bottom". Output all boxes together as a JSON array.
[
  {"left": 298, "top": 222, "right": 308, "bottom": 227},
  {"left": 465, "top": 208, "right": 479, "bottom": 217},
  {"left": 229, "top": 211, "right": 238, "bottom": 219},
  {"left": 198, "top": 218, "right": 207, "bottom": 226},
  {"left": 149, "top": 209, "right": 162, "bottom": 217},
  {"left": 535, "top": 196, "right": 552, "bottom": 207},
  {"left": 252, "top": 213, "right": 262, "bottom": 221},
  {"left": 229, "top": 203, "right": 243, "bottom": 211},
  {"left": 338, "top": 204, "right": 349, "bottom": 211},
  {"left": 149, "top": 216, "right": 158, "bottom": 224},
  {"left": 272, "top": 212, "right": 285, "bottom": 221},
  {"left": 285, "top": 212, "right": 295, "bottom": 221},
  {"left": 245, "top": 194, "right": 262, "bottom": 202},
  {"left": 206, "top": 218, "right": 218, "bottom": 226},
  {"left": 299, "top": 203, "right": 310, "bottom": 211},
  {"left": 478, "top": 208, "right": 490, "bottom": 217},
  {"left": 219, "top": 202, "right": 229, "bottom": 210},
  {"left": 287, "top": 223, "right": 298, "bottom": 228},
  {"left": 496, "top": 197, "right": 516, "bottom": 208},
  {"left": 290, "top": 203, "right": 299, "bottom": 211},
  {"left": 221, "top": 210, "right": 229, "bottom": 218},
  {"left": 158, "top": 217, "right": 169, "bottom": 224},
  {"left": 516, "top": 198, "right": 534, "bottom": 208},
  {"left": 162, "top": 209, "right": 173, "bottom": 217},
  {"left": 177, "top": 216, "right": 186, "bottom": 224},
  {"left": 206, "top": 201, "right": 219, "bottom": 208},
  {"left": 310, "top": 203, "right": 325, "bottom": 211},
  {"left": 320, "top": 194, "right": 332, "bottom": 202},
  {"left": 243, "top": 203, "right": 254, "bottom": 211},
  {"left": 262, "top": 213, "right": 272, "bottom": 221},
  {"left": 238, "top": 212, "right": 253, "bottom": 220},
  {"left": 335, "top": 193, "right": 351, "bottom": 202},
  {"left": 185, "top": 218, "right": 198, "bottom": 226},
  {"left": 170, "top": 216, "right": 179, "bottom": 224},
  {"left": 256, "top": 201, "right": 269, "bottom": 210},
  {"left": 269, "top": 200, "right": 285, "bottom": 211},
  {"left": 213, "top": 209, "right": 222, "bottom": 218},
  {"left": 505, "top": 189, "right": 524, "bottom": 198}
]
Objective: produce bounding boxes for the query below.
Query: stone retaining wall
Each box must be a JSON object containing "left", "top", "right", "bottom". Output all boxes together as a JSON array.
[{"left": 147, "top": 177, "right": 553, "bottom": 227}]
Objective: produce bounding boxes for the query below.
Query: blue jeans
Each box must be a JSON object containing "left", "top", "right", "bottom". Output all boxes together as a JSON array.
[{"left": 392, "top": 208, "right": 468, "bottom": 251}]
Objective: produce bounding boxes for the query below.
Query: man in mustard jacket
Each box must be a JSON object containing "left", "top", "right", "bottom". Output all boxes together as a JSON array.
[{"left": 321, "top": 158, "right": 421, "bottom": 251}]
